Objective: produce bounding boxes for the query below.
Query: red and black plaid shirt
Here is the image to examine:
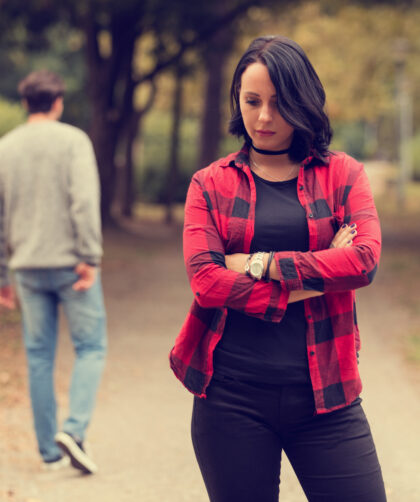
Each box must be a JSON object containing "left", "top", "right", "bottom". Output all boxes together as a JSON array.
[{"left": 170, "top": 145, "right": 381, "bottom": 414}]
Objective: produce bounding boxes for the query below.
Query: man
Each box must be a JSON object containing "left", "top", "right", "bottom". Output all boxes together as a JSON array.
[{"left": 0, "top": 70, "right": 107, "bottom": 474}]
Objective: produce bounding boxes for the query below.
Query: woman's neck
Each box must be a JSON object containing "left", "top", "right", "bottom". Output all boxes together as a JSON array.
[{"left": 249, "top": 148, "right": 300, "bottom": 182}]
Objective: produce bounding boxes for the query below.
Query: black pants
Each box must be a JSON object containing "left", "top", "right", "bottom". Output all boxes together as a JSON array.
[{"left": 191, "top": 376, "right": 386, "bottom": 502}]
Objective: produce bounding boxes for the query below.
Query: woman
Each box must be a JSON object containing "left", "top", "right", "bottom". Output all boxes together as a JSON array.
[{"left": 170, "top": 36, "right": 386, "bottom": 501}]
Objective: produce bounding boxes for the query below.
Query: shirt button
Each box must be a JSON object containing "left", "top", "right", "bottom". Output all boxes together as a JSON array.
[
  {"left": 307, "top": 315, "right": 312, "bottom": 320},
  {"left": 299, "top": 185, "right": 304, "bottom": 191},
  {"left": 308, "top": 213, "right": 314, "bottom": 218},
  {"left": 310, "top": 351, "right": 315, "bottom": 356}
]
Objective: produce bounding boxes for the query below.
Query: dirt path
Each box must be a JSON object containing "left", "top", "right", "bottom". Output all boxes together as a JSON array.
[{"left": 1, "top": 215, "right": 420, "bottom": 502}]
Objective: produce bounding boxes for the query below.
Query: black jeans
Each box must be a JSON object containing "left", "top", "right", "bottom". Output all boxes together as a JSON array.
[{"left": 191, "top": 376, "right": 386, "bottom": 502}]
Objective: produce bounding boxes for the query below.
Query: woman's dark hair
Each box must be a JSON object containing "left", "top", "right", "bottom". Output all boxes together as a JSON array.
[
  {"left": 18, "top": 70, "right": 65, "bottom": 114},
  {"left": 229, "top": 36, "right": 332, "bottom": 162}
]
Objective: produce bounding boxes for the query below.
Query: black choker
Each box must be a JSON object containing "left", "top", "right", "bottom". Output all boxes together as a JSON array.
[{"left": 251, "top": 143, "right": 290, "bottom": 156}]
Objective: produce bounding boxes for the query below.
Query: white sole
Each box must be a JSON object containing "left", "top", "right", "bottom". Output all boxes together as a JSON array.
[
  {"left": 42, "top": 455, "right": 71, "bottom": 471},
  {"left": 54, "top": 432, "right": 98, "bottom": 474}
]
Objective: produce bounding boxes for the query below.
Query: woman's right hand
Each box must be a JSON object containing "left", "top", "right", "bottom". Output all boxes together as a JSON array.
[
  {"left": 329, "top": 223, "right": 357, "bottom": 249},
  {"left": 288, "top": 223, "right": 357, "bottom": 303}
]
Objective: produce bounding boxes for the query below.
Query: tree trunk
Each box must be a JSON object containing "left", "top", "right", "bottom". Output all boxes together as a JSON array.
[
  {"left": 121, "top": 111, "right": 144, "bottom": 218},
  {"left": 164, "top": 66, "right": 184, "bottom": 225},
  {"left": 198, "top": 14, "right": 236, "bottom": 168},
  {"left": 121, "top": 82, "right": 157, "bottom": 218},
  {"left": 89, "top": 110, "right": 119, "bottom": 224},
  {"left": 83, "top": 6, "right": 137, "bottom": 225},
  {"left": 80, "top": 1, "right": 252, "bottom": 224}
]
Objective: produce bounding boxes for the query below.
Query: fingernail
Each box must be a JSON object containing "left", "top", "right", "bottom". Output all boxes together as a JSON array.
[
  {"left": 341, "top": 224, "right": 347, "bottom": 228},
  {"left": 351, "top": 230, "right": 356, "bottom": 234},
  {"left": 350, "top": 223, "right": 356, "bottom": 228},
  {"left": 347, "top": 240, "right": 352, "bottom": 244}
]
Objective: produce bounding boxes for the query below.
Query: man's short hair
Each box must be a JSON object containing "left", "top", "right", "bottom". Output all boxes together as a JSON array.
[{"left": 18, "top": 70, "right": 65, "bottom": 114}]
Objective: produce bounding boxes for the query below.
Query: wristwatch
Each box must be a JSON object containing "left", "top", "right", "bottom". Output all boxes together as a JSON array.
[{"left": 245, "top": 252, "right": 265, "bottom": 280}]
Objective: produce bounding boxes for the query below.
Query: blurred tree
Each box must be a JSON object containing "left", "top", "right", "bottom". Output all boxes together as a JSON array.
[
  {"left": 0, "top": 0, "right": 267, "bottom": 223},
  {"left": 3, "top": 0, "right": 418, "bottom": 218},
  {"left": 262, "top": 2, "right": 420, "bottom": 159},
  {"left": 0, "top": 2, "right": 87, "bottom": 127},
  {"left": 164, "top": 63, "right": 185, "bottom": 224},
  {"left": 81, "top": 0, "right": 272, "bottom": 221},
  {"left": 0, "top": 98, "right": 26, "bottom": 137},
  {"left": 198, "top": 3, "right": 237, "bottom": 169}
]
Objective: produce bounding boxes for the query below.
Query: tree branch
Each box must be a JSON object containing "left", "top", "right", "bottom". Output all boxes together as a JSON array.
[{"left": 137, "top": 0, "right": 257, "bottom": 84}]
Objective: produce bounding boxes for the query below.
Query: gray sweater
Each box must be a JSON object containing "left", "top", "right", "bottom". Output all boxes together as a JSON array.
[{"left": 0, "top": 120, "right": 103, "bottom": 287}]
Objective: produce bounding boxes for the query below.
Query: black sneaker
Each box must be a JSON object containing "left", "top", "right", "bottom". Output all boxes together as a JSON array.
[{"left": 54, "top": 431, "right": 98, "bottom": 474}]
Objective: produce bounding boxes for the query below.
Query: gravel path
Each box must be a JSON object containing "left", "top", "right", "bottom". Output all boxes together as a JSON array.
[{"left": 1, "top": 219, "right": 419, "bottom": 502}]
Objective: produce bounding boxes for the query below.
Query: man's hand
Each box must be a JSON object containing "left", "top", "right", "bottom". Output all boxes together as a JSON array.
[
  {"left": 0, "top": 285, "right": 16, "bottom": 309},
  {"left": 73, "top": 263, "right": 97, "bottom": 291}
]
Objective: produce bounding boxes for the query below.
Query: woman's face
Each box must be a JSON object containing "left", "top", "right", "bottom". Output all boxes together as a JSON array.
[{"left": 239, "top": 62, "right": 294, "bottom": 151}]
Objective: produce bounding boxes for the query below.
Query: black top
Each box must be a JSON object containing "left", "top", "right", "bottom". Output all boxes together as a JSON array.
[{"left": 213, "top": 171, "right": 311, "bottom": 384}]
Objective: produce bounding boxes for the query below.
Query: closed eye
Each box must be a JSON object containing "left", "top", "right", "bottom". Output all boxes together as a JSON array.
[{"left": 245, "top": 99, "right": 259, "bottom": 106}]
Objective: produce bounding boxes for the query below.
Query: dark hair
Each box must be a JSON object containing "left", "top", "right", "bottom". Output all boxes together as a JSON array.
[
  {"left": 18, "top": 70, "right": 65, "bottom": 114},
  {"left": 229, "top": 36, "right": 332, "bottom": 162}
]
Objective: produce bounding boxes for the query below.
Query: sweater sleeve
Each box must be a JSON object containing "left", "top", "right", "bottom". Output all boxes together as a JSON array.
[
  {"left": 272, "top": 162, "right": 381, "bottom": 292},
  {"left": 184, "top": 173, "right": 289, "bottom": 321},
  {"left": 0, "top": 191, "right": 10, "bottom": 287},
  {"left": 68, "top": 132, "right": 103, "bottom": 265}
]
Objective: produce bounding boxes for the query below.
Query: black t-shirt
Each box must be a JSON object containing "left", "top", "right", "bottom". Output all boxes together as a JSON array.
[{"left": 213, "top": 171, "right": 311, "bottom": 384}]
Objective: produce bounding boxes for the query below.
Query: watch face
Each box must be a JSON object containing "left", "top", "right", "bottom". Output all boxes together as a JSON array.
[{"left": 250, "top": 261, "right": 264, "bottom": 277}]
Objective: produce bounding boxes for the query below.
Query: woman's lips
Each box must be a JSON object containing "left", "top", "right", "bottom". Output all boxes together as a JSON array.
[{"left": 256, "top": 130, "right": 275, "bottom": 136}]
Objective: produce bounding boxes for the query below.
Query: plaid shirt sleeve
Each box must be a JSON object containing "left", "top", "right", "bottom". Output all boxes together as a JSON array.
[
  {"left": 184, "top": 172, "right": 289, "bottom": 321},
  {"left": 273, "top": 157, "right": 381, "bottom": 293}
]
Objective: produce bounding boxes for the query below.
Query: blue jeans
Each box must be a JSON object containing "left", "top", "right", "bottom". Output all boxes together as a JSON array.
[{"left": 14, "top": 267, "right": 107, "bottom": 462}]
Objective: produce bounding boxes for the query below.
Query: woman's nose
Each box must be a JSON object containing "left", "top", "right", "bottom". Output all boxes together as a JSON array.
[{"left": 258, "top": 103, "right": 272, "bottom": 122}]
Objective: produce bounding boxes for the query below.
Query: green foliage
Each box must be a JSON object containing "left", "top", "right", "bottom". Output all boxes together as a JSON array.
[
  {"left": 2, "top": 0, "right": 420, "bottom": 207},
  {"left": 330, "top": 121, "right": 371, "bottom": 159},
  {"left": 0, "top": 14, "right": 88, "bottom": 129},
  {"left": 242, "top": 2, "right": 420, "bottom": 160},
  {"left": 0, "top": 97, "right": 25, "bottom": 137},
  {"left": 138, "top": 111, "right": 200, "bottom": 203},
  {"left": 139, "top": 110, "right": 244, "bottom": 204},
  {"left": 406, "top": 131, "right": 420, "bottom": 181}
]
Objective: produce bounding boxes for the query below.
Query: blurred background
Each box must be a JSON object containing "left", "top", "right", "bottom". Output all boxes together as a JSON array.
[
  {"left": 0, "top": 0, "right": 419, "bottom": 223},
  {"left": 1, "top": 1, "right": 420, "bottom": 501}
]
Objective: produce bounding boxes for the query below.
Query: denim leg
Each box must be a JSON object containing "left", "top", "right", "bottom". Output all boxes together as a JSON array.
[
  {"left": 14, "top": 271, "right": 62, "bottom": 462},
  {"left": 59, "top": 271, "right": 107, "bottom": 440}
]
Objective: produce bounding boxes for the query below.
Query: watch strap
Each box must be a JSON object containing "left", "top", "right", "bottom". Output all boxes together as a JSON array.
[
  {"left": 264, "top": 251, "right": 274, "bottom": 281},
  {"left": 244, "top": 253, "right": 253, "bottom": 277}
]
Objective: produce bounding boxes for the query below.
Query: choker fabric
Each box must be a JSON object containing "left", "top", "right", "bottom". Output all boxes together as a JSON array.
[{"left": 251, "top": 143, "right": 291, "bottom": 156}]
